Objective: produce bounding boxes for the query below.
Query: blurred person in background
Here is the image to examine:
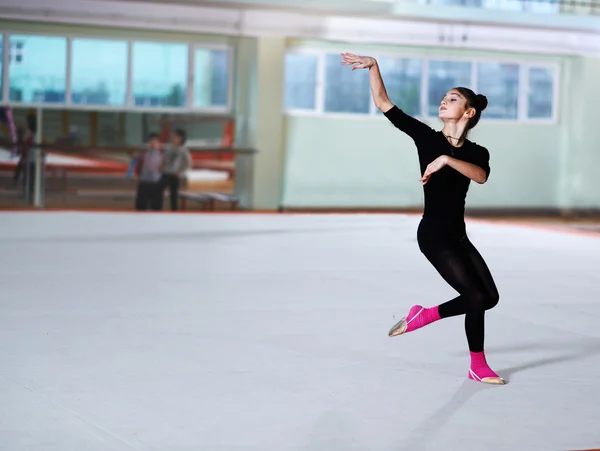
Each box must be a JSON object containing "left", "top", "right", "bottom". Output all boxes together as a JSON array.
[
  {"left": 12, "top": 113, "right": 37, "bottom": 196},
  {"left": 160, "top": 128, "right": 192, "bottom": 211},
  {"left": 134, "top": 132, "right": 164, "bottom": 211}
]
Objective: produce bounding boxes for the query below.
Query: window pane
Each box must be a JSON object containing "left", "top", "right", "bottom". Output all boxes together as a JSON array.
[
  {"left": 428, "top": 60, "right": 472, "bottom": 116},
  {"left": 477, "top": 62, "right": 519, "bottom": 119},
  {"left": 194, "top": 48, "right": 229, "bottom": 108},
  {"left": 284, "top": 53, "right": 317, "bottom": 110},
  {"left": 324, "top": 53, "right": 370, "bottom": 114},
  {"left": 528, "top": 67, "right": 554, "bottom": 119},
  {"left": 132, "top": 42, "right": 187, "bottom": 107},
  {"left": 377, "top": 57, "right": 422, "bottom": 116},
  {"left": 71, "top": 39, "right": 128, "bottom": 106},
  {"left": 9, "top": 35, "right": 67, "bottom": 104}
]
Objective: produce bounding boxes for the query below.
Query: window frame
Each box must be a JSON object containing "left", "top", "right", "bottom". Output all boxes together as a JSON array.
[
  {"left": 0, "top": 30, "right": 234, "bottom": 114},
  {"left": 129, "top": 38, "right": 190, "bottom": 109},
  {"left": 521, "top": 62, "right": 560, "bottom": 124},
  {"left": 282, "top": 47, "right": 323, "bottom": 115},
  {"left": 470, "top": 59, "right": 521, "bottom": 122},
  {"left": 284, "top": 45, "right": 560, "bottom": 125},
  {"left": 191, "top": 42, "right": 234, "bottom": 112}
]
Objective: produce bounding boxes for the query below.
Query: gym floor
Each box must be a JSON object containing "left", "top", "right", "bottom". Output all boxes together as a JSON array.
[{"left": 1, "top": 212, "right": 599, "bottom": 451}]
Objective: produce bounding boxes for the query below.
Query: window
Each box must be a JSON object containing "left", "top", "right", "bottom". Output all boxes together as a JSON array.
[
  {"left": 427, "top": 60, "right": 472, "bottom": 116},
  {"left": 284, "top": 53, "right": 318, "bottom": 110},
  {"left": 132, "top": 41, "right": 187, "bottom": 107},
  {"left": 194, "top": 48, "right": 230, "bottom": 108},
  {"left": 283, "top": 50, "right": 559, "bottom": 123},
  {"left": 324, "top": 53, "right": 370, "bottom": 114},
  {"left": 377, "top": 57, "right": 422, "bottom": 116},
  {"left": 477, "top": 62, "right": 519, "bottom": 119},
  {"left": 9, "top": 35, "right": 67, "bottom": 103},
  {"left": 528, "top": 67, "right": 554, "bottom": 119},
  {"left": 71, "top": 39, "right": 128, "bottom": 106}
]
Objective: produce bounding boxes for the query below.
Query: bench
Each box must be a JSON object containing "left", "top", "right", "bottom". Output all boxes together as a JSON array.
[
  {"left": 178, "top": 192, "right": 212, "bottom": 210},
  {"left": 72, "top": 190, "right": 136, "bottom": 200},
  {"left": 179, "top": 191, "right": 239, "bottom": 211}
]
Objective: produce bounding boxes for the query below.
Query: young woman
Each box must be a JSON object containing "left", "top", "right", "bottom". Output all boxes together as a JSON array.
[{"left": 341, "top": 53, "right": 503, "bottom": 385}]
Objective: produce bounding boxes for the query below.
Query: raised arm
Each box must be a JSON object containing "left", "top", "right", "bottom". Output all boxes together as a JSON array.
[
  {"left": 341, "top": 52, "right": 434, "bottom": 142},
  {"left": 341, "top": 53, "right": 392, "bottom": 112},
  {"left": 369, "top": 62, "right": 395, "bottom": 113}
]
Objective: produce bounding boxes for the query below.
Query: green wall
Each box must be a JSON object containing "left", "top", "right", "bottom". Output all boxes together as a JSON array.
[
  {"left": 233, "top": 36, "right": 286, "bottom": 210},
  {"left": 282, "top": 116, "right": 564, "bottom": 208},
  {"left": 561, "top": 56, "right": 600, "bottom": 209}
]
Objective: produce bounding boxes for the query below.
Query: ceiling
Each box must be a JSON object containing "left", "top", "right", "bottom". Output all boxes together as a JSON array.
[
  {"left": 1, "top": 0, "right": 597, "bottom": 56},
  {"left": 108, "top": 0, "right": 599, "bottom": 15},
  {"left": 93, "top": 0, "right": 599, "bottom": 30},
  {"left": 95, "top": 0, "right": 402, "bottom": 17}
]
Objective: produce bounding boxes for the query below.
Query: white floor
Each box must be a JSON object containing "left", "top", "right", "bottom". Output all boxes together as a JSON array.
[{"left": 1, "top": 212, "right": 599, "bottom": 451}]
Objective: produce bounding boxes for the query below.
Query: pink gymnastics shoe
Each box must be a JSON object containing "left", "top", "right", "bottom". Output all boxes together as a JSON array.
[{"left": 388, "top": 305, "right": 440, "bottom": 337}]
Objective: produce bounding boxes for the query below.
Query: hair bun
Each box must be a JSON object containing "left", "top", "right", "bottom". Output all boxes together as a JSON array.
[{"left": 475, "top": 94, "right": 488, "bottom": 111}]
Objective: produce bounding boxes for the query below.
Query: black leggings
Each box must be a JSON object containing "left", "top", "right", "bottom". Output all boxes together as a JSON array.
[
  {"left": 135, "top": 181, "right": 163, "bottom": 211},
  {"left": 418, "top": 223, "right": 499, "bottom": 353}
]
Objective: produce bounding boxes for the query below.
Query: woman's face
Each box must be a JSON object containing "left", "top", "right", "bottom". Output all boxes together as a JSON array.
[{"left": 438, "top": 90, "right": 472, "bottom": 121}]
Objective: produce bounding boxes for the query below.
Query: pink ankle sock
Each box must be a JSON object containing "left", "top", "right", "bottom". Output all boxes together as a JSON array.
[
  {"left": 405, "top": 305, "right": 441, "bottom": 333},
  {"left": 469, "top": 351, "right": 501, "bottom": 380}
]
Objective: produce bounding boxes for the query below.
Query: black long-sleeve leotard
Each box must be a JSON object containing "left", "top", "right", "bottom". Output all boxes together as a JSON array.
[
  {"left": 383, "top": 105, "right": 490, "bottom": 242},
  {"left": 383, "top": 105, "right": 498, "bottom": 353}
]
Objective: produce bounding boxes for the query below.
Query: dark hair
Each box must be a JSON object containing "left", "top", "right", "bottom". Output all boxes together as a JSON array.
[
  {"left": 173, "top": 128, "right": 187, "bottom": 145},
  {"left": 147, "top": 132, "right": 159, "bottom": 141},
  {"left": 453, "top": 87, "right": 488, "bottom": 141}
]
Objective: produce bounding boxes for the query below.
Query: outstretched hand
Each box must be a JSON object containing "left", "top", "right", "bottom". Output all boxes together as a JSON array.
[
  {"left": 419, "top": 155, "right": 449, "bottom": 185},
  {"left": 340, "top": 53, "right": 376, "bottom": 70}
]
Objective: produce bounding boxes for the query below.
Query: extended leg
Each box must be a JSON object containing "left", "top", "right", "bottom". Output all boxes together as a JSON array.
[
  {"left": 420, "top": 243, "right": 496, "bottom": 353},
  {"left": 389, "top": 240, "right": 503, "bottom": 384},
  {"left": 389, "top": 246, "right": 479, "bottom": 339}
]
